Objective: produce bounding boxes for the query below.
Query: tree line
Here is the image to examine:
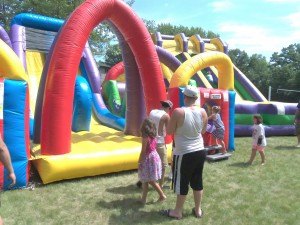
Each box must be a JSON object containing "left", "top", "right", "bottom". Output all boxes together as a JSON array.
[{"left": 1, "top": 0, "right": 299, "bottom": 102}]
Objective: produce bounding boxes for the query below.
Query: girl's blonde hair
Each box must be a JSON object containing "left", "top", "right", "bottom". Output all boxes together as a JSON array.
[
  {"left": 253, "top": 114, "right": 263, "bottom": 124},
  {"left": 140, "top": 118, "right": 157, "bottom": 138},
  {"left": 212, "top": 106, "right": 221, "bottom": 113}
]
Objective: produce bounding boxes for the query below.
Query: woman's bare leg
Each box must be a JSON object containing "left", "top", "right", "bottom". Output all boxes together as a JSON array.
[{"left": 193, "top": 190, "right": 203, "bottom": 217}]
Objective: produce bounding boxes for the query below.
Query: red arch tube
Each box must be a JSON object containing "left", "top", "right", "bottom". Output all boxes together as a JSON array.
[
  {"left": 104, "top": 62, "right": 124, "bottom": 81},
  {"left": 41, "top": 0, "right": 166, "bottom": 155}
]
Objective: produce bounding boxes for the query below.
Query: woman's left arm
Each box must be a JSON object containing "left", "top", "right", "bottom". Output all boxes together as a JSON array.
[{"left": 201, "top": 109, "right": 208, "bottom": 134}]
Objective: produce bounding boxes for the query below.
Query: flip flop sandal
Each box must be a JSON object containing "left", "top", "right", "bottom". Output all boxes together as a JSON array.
[{"left": 161, "top": 209, "right": 182, "bottom": 220}]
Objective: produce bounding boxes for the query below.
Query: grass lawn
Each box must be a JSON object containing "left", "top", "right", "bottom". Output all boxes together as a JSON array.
[{"left": 1, "top": 136, "right": 299, "bottom": 225}]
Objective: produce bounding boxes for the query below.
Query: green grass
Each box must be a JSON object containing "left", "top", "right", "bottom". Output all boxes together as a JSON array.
[{"left": 1, "top": 136, "right": 300, "bottom": 225}]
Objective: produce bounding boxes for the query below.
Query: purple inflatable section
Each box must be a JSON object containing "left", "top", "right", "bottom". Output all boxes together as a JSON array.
[
  {"left": 117, "top": 82, "right": 126, "bottom": 99},
  {"left": 235, "top": 125, "right": 295, "bottom": 137},
  {"left": 0, "top": 25, "right": 12, "bottom": 47},
  {"left": 108, "top": 21, "right": 146, "bottom": 136},
  {"left": 155, "top": 45, "right": 181, "bottom": 72},
  {"left": 33, "top": 27, "right": 62, "bottom": 143},
  {"left": 235, "top": 101, "right": 297, "bottom": 114},
  {"left": 155, "top": 32, "right": 163, "bottom": 47},
  {"left": 214, "top": 37, "right": 228, "bottom": 54},
  {"left": 82, "top": 43, "right": 102, "bottom": 94},
  {"left": 234, "top": 65, "right": 266, "bottom": 102},
  {"left": 9, "top": 24, "right": 27, "bottom": 70},
  {"left": 160, "top": 34, "right": 173, "bottom": 40},
  {"left": 179, "top": 33, "right": 188, "bottom": 52},
  {"left": 193, "top": 34, "right": 205, "bottom": 53}
]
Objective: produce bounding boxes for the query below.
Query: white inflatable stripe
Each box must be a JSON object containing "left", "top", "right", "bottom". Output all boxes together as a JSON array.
[{"left": 275, "top": 102, "right": 285, "bottom": 115}]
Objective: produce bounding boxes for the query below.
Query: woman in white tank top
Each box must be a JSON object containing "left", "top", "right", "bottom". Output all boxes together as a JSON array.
[{"left": 162, "top": 85, "right": 208, "bottom": 220}]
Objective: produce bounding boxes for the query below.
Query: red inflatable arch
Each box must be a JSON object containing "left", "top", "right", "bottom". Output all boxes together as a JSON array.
[
  {"left": 104, "top": 61, "right": 124, "bottom": 81},
  {"left": 41, "top": 0, "right": 166, "bottom": 155}
]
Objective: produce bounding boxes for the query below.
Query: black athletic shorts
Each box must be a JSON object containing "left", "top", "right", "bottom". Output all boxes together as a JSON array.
[{"left": 172, "top": 150, "right": 206, "bottom": 195}]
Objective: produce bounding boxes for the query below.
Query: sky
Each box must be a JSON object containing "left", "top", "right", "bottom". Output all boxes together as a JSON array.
[{"left": 132, "top": 0, "right": 300, "bottom": 59}]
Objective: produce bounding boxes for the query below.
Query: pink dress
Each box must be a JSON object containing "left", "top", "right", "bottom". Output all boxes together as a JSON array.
[{"left": 138, "top": 137, "right": 162, "bottom": 182}]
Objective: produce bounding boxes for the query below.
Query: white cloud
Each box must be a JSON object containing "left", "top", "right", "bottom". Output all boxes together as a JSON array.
[
  {"left": 156, "top": 17, "right": 175, "bottom": 24},
  {"left": 286, "top": 30, "right": 300, "bottom": 44},
  {"left": 210, "top": 0, "right": 234, "bottom": 12},
  {"left": 218, "top": 22, "right": 300, "bottom": 58},
  {"left": 283, "top": 12, "right": 300, "bottom": 27}
]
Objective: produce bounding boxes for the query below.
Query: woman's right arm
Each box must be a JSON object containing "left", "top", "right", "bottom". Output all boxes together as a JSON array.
[
  {"left": 167, "top": 108, "right": 181, "bottom": 135},
  {"left": 0, "top": 137, "right": 16, "bottom": 186}
]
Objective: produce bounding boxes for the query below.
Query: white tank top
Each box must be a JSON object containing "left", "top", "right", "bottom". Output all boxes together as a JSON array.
[
  {"left": 149, "top": 109, "right": 166, "bottom": 144},
  {"left": 174, "top": 107, "right": 204, "bottom": 155}
]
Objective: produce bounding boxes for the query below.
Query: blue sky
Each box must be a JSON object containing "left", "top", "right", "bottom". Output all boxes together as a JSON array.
[{"left": 132, "top": 0, "right": 300, "bottom": 59}]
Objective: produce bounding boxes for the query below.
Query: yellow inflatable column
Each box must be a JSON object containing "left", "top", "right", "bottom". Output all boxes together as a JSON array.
[{"left": 0, "top": 39, "right": 27, "bottom": 81}]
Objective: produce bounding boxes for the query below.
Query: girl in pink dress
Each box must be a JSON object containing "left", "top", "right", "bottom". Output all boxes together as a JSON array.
[{"left": 138, "top": 118, "right": 166, "bottom": 205}]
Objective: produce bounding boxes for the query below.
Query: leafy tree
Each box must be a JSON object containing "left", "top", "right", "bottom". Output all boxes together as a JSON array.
[
  {"left": 20, "top": 0, "right": 120, "bottom": 56},
  {"left": 228, "top": 49, "right": 272, "bottom": 98},
  {"left": 0, "top": 0, "right": 24, "bottom": 30},
  {"left": 228, "top": 45, "right": 300, "bottom": 102},
  {"left": 105, "top": 43, "right": 122, "bottom": 66},
  {"left": 104, "top": 20, "right": 219, "bottom": 65},
  {"left": 228, "top": 49, "right": 250, "bottom": 73},
  {"left": 142, "top": 19, "right": 156, "bottom": 34},
  {"left": 269, "top": 44, "right": 300, "bottom": 102},
  {"left": 156, "top": 23, "right": 218, "bottom": 38},
  {"left": 0, "top": 0, "right": 134, "bottom": 59},
  {"left": 21, "top": 0, "right": 83, "bottom": 19},
  {"left": 247, "top": 54, "right": 271, "bottom": 97}
]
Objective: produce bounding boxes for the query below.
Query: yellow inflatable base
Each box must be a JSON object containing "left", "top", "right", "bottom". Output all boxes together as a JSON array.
[{"left": 31, "top": 119, "right": 172, "bottom": 184}]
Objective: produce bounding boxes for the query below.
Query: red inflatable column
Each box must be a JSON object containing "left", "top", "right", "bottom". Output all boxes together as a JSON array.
[
  {"left": 209, "top": 89, "right": 229, "bottom": 149},
  {"left": 199, "top": 88, "right": 213, "bottom": 146}
]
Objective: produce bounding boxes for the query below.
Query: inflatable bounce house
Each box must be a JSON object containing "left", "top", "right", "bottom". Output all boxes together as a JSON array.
[
  {"left": 106, "top": 31, "right": 297, "bottom": 136},
  {"left": 0, "top": 0, "right": 297, "bottom": 189}
]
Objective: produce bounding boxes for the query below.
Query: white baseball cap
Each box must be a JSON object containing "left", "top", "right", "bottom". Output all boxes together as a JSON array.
[
  {"left": 160, "top": 100, "right": 173, "bottom": 109},
  {"left": 183, "top": 85, "right": 199, "bottom": 98}
]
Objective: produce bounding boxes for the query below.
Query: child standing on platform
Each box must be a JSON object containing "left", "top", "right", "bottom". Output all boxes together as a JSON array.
[
  {"left": 247, "top": 114, "right": 267, "bottom": 165},
  {"left": 208, "top": 106, "right": 227, "bottom": 154},
  {"left": 138, "top": 118, "right": 166, "bottom": 205}
]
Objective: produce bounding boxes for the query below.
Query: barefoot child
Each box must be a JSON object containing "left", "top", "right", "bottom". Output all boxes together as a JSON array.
[
  {"left": 247, "top": 114, "right": 266, "bottom": 165},
  {"left": 138, "top": 118, "right": 166, "bottom": 205},
  {"left": 208, "top": 106, "right": 227, "bottom": 154}
]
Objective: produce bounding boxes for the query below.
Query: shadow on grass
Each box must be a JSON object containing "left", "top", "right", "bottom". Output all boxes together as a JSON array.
[
  {"left": 228, "top": 162, "right": 249, "bottom": 168},
  {"left": 106, "top": 184, "right": 140, "bottom": 194},
  {"left": 273, "top": 145, "right": 298, "bottom": 151},
  {"left": 97, "top": 198, "right": 173, "bottom": 224}
]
